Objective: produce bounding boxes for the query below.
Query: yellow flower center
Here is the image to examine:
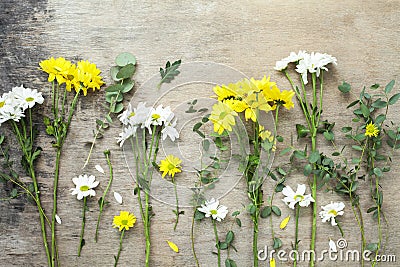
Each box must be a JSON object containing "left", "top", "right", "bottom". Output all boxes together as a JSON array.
[
  {"left": 167, "top": 163, "right": 176, "bottom": 170},
  {"left": 152, "top": 113, "right": 161, "bottom": 120},
  {"left": 80, "top": 185, "right": 90, "bottom": 191},
  {"left": 121, "top": 219, "right": 128, "bottom": 226},
  {"left": 294, "top": 195, "right": 304, "bottom": 202},
  {"left": 210, "top": 210, "right": 218, "bottom": 215},
  {"left": 0, "top": 101, "right": 4, "bottom": 108},
  {"left": 128, "top": 112, "right": 135, "bottom": 118},
  {"left": 26, "top": 97, "right": 34, "bottom": 102},
  {"left": 328, "top": 209, "right": 338, "bottom": 216}
]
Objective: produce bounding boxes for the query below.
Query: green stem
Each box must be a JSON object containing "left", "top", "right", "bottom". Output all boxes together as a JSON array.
[
  {"left": 212, "top": 219, "right": 221, "bottom": 267},
  {"left": 78, "top": 197, "right": 87, "bottom": 256},
  {"left": 191, "top": 210, "right": 200, "bottom": 267},
  {"left": 114, "top": 229, "right": 125, "bottom": 267},
  {"left": 144, "top": 192, "right": 151, "bottom": 267},
  {"left": 95, "top": 150, "right": 113, "bottom": 242},
  {"left": 51, "top": 147, "right": 61, "bottom": 266},
  {"left": 173, "top": 179, "right": 179, "bottom": 231},
  {"left": 294, "top": 205, "right": 300, "bottom": 267},
  {"left": 253, "top": 214, "right": 259, "bottom": 267}
]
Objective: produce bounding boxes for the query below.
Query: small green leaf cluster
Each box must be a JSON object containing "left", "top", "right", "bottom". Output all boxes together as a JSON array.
[{"left": 157, "top": 60, "right": 181, "bottom": 88}]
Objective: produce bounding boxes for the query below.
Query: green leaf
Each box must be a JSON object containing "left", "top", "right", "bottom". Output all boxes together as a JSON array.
[
  {"left": 105, "top": 84, "right": 124, "bottom": 93},
  {"left": 280, "top": 147, "right": 292, "bottom": 156},
  {"left": 384, "top": 80, "right": 395, "bottom": 94},
  {"left": 366, "top": 243, "right": 378, "bottom": 252},
  {"left": 388, "top": 93, "right": 400, "bottom": 105},
  {"left": 323, "top": 131, "right": 334, "bottom": 141},
  {"left": 158, "top": 59, "right": 181, "bottom": 88},
  {"left": 105, "top": 114, "right": 113, "bottom": 124},
  {"left": 276, "top": 135, "right": 284, "bottom": 142},
  {"left": 347, "top": 100, "right": 359, "bottom": 109},
  {"left": 235, "top": 218, "right": 241, "bottom": 227},
  {"left": 0, "top": 135, "right": 4, "bottom": 145},
  {"left": 371, "top": 99, "right": 387, "bottom": 109},
  {"left": 273, "top": 237, "right": 282, "bottom": 249},
  {"left": 218, "top": 241, "right": 228, "bottom": 250},
  {"left": 373, "top": 167, "right": 382, "bottom": 177},
  {"left": 194, "top": 209, "right": 205, "bottom": 221},
  {"left": 309, "top": 151, "right": 320, "bottom": 163},
  {"left": 110, "top": 66, "right": 122, "bottom": 81},
  {"left": 116, "top": 64, "right": 136, "bottom": 79},
  {"left": 370, "top": 83, "right": 380, "bottom": 90},
  {"left": 293, "top": 150, "right": 307, "bottom": 160},
  {"left": 360, "top": 103, "right": 370, "bottom": 117},
  {"left": 115, "top": 52, "right": 136, "bottom": 67},
  {"left": 271, "top": 206, "right": 281, "bottom": 216},
  {"left": 303, "top": 164, "right": 312, "bottom": 176},
  {"left": 225, "top": 259, "right": 237, "bottom": 267},
  {"left": 338, "top": 81, "right": 351, "bottom": 93},
  {"left": 332, "top": 152, "right": 340, "bottom": 156},
  {"left": 193, "top": 122, "right": 202, "bottom": 131},
  {"left": 352, "top": 145, "right": 363, "bottom": 151},
  {"left": 375, "top": 114, "right": 386, "bottom": 125},
  {"left": 367, "top": 206, "right": 377, "bottom": 213},
  {"left": 225, "top": 231, "right": 234, "bottom": 244},
  {"left": 121, "top": 79, "right": 135, "bottom": 93},
  {"left": 260, "top": 206, "right": 271, "bottom": 218},
  {"left": 114, "top": 103, "right": 124, "bottom": 113},
  {"left": 231, "top": 211, "right": 240, "bottom": 217}
]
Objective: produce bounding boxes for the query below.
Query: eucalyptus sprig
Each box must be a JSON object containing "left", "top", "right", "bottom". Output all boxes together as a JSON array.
[{"left": 83, "top": 52, "right": 136, "bottom": 168}]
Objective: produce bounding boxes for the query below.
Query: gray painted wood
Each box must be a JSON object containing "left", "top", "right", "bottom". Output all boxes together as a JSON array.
[{"left": 1, "top": 0, "right": 399, "bottom": 266}]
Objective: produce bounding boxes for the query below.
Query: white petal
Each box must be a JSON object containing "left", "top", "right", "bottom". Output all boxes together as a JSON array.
[
  {"left": 55, "top": 214, "right": 62, "bottom": 224},
  {"left": 329, "top": 239, "right": 337, "bottom": 252},
  {"left": 95, "top": 164, "right": 105, "bottom": 174},
  {"left": 114, "top": 191, "right": 123, "bottom": 204},
  {"left": 297, "top": 184, "right": 306, "bottom": 195}
]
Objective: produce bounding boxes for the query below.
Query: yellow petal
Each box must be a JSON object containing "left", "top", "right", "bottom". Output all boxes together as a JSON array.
[
  {"left": 280, "top": 215, "right": 290, "bottom": 229},
  {"left": 166, "top": 240, "right": 179, "bottom": 253},
  {"left": 270, "top": 257, "right": 276, "bottom": 267}
]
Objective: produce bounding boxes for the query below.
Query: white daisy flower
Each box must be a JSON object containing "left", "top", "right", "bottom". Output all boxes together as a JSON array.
[
  {"left": 118, "top": 103, "right": 134, "bottom": 125},
  {"left": 70, "top": 174, "right": 99, "bottom": 200},
  {"left": 197, "top": 198, "right": 228, "bottom": 222},
  {"left": 117, "top": 124, "right": 137, "bottom": 147},
  {"left": 274, "top": 50, "right": 307, "bottom": 71},
  {"left": 319, "top": 202, "right": 345, "bottom": 226},
  {"left": 145, "top": 104, "right": 173, "bottom": 132},
  {"left": 130, "top": 102, "right": 151, "bottom": 126},
  {"left": 282, "top": 184, "right": 315, "bottom": 209},
  {"left": 0, "top": 105, "right": 25, "bottom": 122},
  {"left": 12, "top": 85, "right": 44, "bottom": 109},
  {"left": 161, "top": 116, "right": 179, "bottom": 141}
]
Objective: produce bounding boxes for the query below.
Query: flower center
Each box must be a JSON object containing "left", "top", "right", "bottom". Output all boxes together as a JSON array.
[
  {"left": 80, "top": 185, "right": 90, "bottom": 191},
  {"left": 167, "top": 163, "right": 176, "bottom": 170},
  {"left": 210, "top": 210, "right": 218, "bottom": 215},
  {"left": 328, "top": 209, "right": 338, "bottom": 216},
  {"left": 26, "top": 97, "right": 34, "bottom": 102},
  {"left": 128, "top": 112, "right": 135, "bottom": 118},
  {"left": 294, "top": 194, "right": 304, "bottom": 202},
  {"left": 121, "top": 219, "right": 128, "bottom": 225},
  {"left": 152, "top": 113, "right": 161, "bottom": 120},
  {"left": 0, "top": 101, "right": 4, "bottom": 108}
]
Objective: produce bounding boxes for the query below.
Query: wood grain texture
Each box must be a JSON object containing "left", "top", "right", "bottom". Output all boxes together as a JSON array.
[{"left": 1, "top": 0, "right": 399, "bottom": 266}]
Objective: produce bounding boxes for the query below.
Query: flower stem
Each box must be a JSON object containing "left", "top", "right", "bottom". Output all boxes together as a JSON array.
[
  {"left": 95, "top": 150, "right": 113, "bottom": 242},
  {"left": 51, "top": 147, "right": 61, "bottom": 265},
  {"left": 173, "top": 179, "right": 179, "bottom": 231},
  {"left": 191, "top": 210, "right": 200, "bottom": 267},
  {"left": 78, "top": 196, "right": 87, "bottom": 257},
  {"left": 212, "top": 219, "right": 221, "bottom": 267},
  {"left": 294, "top": 205, "right": 300, "bottom": 267},
  {"left": 114, "top": 229, "right": 125, "bottom": 267},
  {"left": 253, "top": 215, "right": 259, "bottom": 267}
]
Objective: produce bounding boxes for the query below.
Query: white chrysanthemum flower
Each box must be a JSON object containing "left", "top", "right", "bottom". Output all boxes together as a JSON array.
[
  {"left": 12, "top": 84, "right": 44, "bottom": 109},
  {"left": 161, "top": 116, "right": 179, "bottom": 141},
  {"left": 117, "top": 124, "right": 137, "bottom": 147},
  {"left": 197, "top": 198, "right": 228, "bottom": 222},
  {"left": 118, "top": 103, "right": 133, "bottom": 125},
  {"left": 0, "top": 105, "right": 25, "bottom": 123},
  {"left": 282, "top": 184, "right": 315, "bottom": 209},
  {"left": 145, "top": 104, "right": 173, "bottom": 132},
  {"left": 274, "top": 50, "right": 308, "bottom": 71},
  {"left": 319, "top": 202, "right": 345, "bottom": 226},
  {"left": 70, "top": 174, "right": 99, "bottom": 200},
  {"left": 131, "top": 102, "right": 151, "bottom": 126},
  {"left": 295, "top": 52, "right": 337, "bottom": 84}
]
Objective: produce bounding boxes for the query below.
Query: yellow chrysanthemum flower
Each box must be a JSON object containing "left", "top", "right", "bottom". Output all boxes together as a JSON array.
[
  {"left": 250, "top": 75, "right": 277, "bottom": 92},
  {"left": 259, "top": 125, "right": 276, "bottom": 151},
  {"left": 113, "top": 211, "right": 136, "bottom": 231},
  {"left": 365, "top": 122, "right": 379, "bottom": 137},
  {"left": 223, "top": 98, "right": 248, "bottom": 113},
  {"left": 75, "top": 60, "right": 105, "bottom": 96},
  {"left": 263, "top": 85, "right": 295, "bottom": 110},
  {"left": 242, "top": 91, "right": 272, "bottom": 122},
  {"left": 209, "top": 102, "right": 238, "bottom": 134},
  {"left": 159, "top": 155, "right": 182, "bottom": 178},
  {"left": 213, "top": 84, "right": 236, "bottom": 101},
  {"left": 39, "top": 57, "right": 74, "bottom": 84}
]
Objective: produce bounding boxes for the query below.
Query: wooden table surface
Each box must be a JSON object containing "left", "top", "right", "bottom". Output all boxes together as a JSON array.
[{"left": 1, "top": 1, "right": 399, "bottom": 266}]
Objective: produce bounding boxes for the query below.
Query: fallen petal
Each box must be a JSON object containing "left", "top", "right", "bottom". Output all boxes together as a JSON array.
[
  {"left": 95, "top": 164, "right": 105, "bottom": 174},
  {"left": 114, "top": 191, "right": 123, "bottom": 204},
  {"left": 166, "top": 240, "right": 179, "bottom": 253}
]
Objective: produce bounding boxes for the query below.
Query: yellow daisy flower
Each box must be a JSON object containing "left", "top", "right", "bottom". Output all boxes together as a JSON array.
[
  {"left": 113, "top": 211, "right": 136, "bottom": 231},
  {"left": 365, "top": 122, "right": 379, "bottom": 137},
  {"left": 75, "top": 60, "right": 105, "bottom": 96},
  {"left": 242, "top": 91, "right": 272, "bottom": 122},
  {"left": 263, "top": 84, "right": 295, "bottom": 110},
  {"left": 39, "top": 57, "right": 74, "bottom": 84},
  {"left": 159, "top": 155, "right": 182, "bottom": 178},
  {"left": 209, "top": 101, "right": 238, "bottom": 134}
]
